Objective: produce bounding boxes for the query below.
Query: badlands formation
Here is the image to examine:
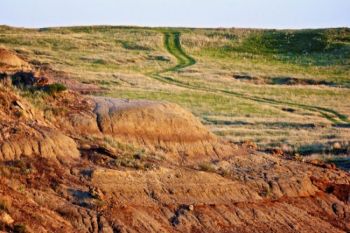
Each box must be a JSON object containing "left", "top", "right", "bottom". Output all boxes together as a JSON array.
[{"left": 0, "top": 48, "right": 349, "bottom": 233}]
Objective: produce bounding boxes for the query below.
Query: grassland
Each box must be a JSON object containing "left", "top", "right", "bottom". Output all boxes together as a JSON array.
[{"left": 1, "top": 25, "right": 349, "bottom": 158}]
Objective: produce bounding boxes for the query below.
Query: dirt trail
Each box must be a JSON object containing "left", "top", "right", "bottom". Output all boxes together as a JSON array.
[{"left": 148, "top": 31, "right": 349, "bottom": 125}]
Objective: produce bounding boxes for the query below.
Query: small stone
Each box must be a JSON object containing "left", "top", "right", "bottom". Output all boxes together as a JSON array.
[
  {"left": 0, "top": 212, "right": 14, "bottom": 225},
  {"left": 333, "top": 142, "right": 342, "bottom": 150},
  {"left": 188, "top": 205, "right": 194, "bottom": 211},
  {"left": 80, "top": 143, "right": 91, "bottom": 150},
  {"left": 12, "top": 100, "right": 26, "bottom": 111}
]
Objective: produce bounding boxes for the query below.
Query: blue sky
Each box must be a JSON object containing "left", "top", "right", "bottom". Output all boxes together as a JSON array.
[{"left": 1, "top": 0, "right": 349, "bottom": 29}]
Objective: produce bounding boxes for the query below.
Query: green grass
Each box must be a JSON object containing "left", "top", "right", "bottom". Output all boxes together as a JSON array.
[
  {"left": 1, "top": 25, "right": 350, "bottom": 156},
  {"left": 146, "top": 30, "right": 349, "bottom": 124},
  {"left": 183, "top": 28, "right": 350, "bottom": 86},
  {"left": 236, "top": 30, "right": 333, "bottom": 54},
  {"left": 105, "top": 88, "right": 282, "bottom": 117}
]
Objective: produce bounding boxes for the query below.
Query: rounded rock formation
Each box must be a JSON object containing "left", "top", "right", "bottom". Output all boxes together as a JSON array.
[{"left": 93, "top": 97, "right": 236, "bottom": 163}]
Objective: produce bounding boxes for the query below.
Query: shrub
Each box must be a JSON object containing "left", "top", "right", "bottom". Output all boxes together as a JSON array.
[{"left": 44, "top": 83, "right": 67, "bottom": 95}]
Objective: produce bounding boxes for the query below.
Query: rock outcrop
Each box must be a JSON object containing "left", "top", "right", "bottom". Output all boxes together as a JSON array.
[
  {"left": 0, "top": 82, "right": 80, "bottom": 162},
  {"left": 93, "top": 97, "right": 236, "bottom": 164},
  {"left": 0, "top": 126, "right": 79, "bottom": 161},
  {"left": 91, "top": 153, "right": 350, "bottom": 233}
]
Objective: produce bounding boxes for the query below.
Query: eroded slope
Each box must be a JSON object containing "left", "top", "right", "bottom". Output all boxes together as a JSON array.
[{"left": 0, "top": 48, "right": 349, "bottom": 233}]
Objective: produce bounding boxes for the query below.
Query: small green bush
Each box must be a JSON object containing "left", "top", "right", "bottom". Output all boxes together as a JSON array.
[{"left": 44, "top": 83, "right": 67, "bottom": 95}]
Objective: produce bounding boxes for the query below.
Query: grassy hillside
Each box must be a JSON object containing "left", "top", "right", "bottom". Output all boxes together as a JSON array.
[{"left": 1, "top": 25, "right": 349, "bottom": 157}]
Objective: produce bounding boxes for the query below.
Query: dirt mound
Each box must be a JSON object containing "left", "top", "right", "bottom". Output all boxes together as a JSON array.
[
  {"left": 93, "top": 97, "right": 236, "bottom": 163},
  {"left": 0, "top": 48, "right": 30, "bottom": 71}
]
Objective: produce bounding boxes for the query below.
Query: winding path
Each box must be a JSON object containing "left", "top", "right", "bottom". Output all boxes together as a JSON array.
[{"left": 148, "top": 31, "right": 349, "bottom": 125}]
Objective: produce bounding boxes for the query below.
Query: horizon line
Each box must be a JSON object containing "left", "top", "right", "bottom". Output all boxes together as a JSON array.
[{"left": 1, "top": 24, "right": 349, "bottom": 31}]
